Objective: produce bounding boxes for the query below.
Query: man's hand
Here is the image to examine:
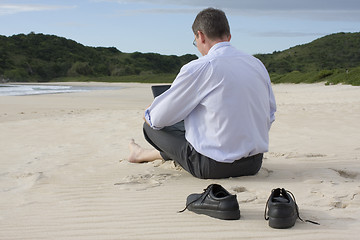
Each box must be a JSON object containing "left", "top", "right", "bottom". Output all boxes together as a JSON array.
[{"left": 143, "top": 104, "right": 151, "bottom": 126}]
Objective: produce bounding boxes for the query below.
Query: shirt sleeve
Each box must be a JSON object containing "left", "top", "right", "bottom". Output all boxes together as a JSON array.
[
  {"left": 145, "top": 60, "right": 209, "bottom": 129},
  {"left": 144, "top": 108, "right": 159, "bottom": 130}
]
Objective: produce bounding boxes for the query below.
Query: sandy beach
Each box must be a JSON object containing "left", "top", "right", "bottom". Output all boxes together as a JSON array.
[{"left": 1, "top": 82, "right": 360, "bottom": 239}]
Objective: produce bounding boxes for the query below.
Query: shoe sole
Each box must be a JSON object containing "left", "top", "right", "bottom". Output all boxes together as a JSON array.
[
  {"left": 268, "top": 215, "right": 296, "bottom": 229},
  {"left": 188, "top": 207, "right": 240, "bottom": 220}
]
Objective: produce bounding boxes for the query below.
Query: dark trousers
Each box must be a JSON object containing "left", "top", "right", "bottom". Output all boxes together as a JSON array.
[{"left": 143, "top": 122, "right": 263, "bottom": 179}]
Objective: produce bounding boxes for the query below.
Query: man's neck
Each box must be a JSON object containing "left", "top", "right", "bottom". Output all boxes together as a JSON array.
[
  {"left": 203, "top": 40, "right": 229, "bottom": 56},
  {"left": 202, "top": 34, "right": 231, "bottom": 56}
]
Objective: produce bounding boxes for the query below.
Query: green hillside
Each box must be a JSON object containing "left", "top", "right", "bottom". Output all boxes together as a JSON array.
[
  {"left": 0, "top": 33, "right": 197, "bottom": 82},
  {"left": 1, "top": 32, "right": 359, "bottom": 85},
  {"left": 255, "top": 32, "right": 360, "bottom": 73},
  {"left": 254, "top": 32, "right": 360, "bottom": 85}
]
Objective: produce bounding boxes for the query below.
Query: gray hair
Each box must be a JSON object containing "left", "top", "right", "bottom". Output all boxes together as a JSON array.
[{"left": 192, "top": 8, "right": 230, "bottom": 40}]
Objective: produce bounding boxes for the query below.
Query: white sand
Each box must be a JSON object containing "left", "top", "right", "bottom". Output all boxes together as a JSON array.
[{"left": 0, "top": 82, "right": 359, "bottom": 239}]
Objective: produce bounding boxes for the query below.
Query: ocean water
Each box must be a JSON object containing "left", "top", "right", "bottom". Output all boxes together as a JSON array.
[{"left": 0, "top": 84, "right": 119, "bottom": 96}]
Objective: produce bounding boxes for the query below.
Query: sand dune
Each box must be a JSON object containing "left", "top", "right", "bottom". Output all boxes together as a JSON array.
[{"left": 1, "top": 82, "right": 359, "bottom": 239}]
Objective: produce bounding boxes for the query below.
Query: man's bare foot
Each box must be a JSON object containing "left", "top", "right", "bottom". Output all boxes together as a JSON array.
[
  {"left": 128, "top": 139, "right": 162, "bottom": 163},
  {"left": 128, "top": 139, "right": 145, "bottom": 163}
]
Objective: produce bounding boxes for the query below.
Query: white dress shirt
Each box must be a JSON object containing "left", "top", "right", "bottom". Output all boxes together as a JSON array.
[{"left": 145, "top": 42, "right": 276, "bottom": 163}]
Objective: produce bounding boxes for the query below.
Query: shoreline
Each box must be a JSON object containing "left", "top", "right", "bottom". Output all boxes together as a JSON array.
[
  {"left": 0, "top": 82, "right": 125, "bottom": 96},
  {"left": 1, "top": 82, "right": 360, "bottom": 239}
]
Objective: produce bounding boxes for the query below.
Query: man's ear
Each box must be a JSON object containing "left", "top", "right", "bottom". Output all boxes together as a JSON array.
[{"left": 198, "top": 31, "right": 206, "bottom": 44}]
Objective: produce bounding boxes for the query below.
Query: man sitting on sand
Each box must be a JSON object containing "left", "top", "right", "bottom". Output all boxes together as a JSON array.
[{"left": 128, "top": 8, "right": 276, "bottom": 179}]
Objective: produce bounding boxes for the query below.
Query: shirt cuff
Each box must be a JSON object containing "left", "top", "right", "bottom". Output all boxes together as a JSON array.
[{"left": 144, "top": 109, "right": 162, "bottom": 130}]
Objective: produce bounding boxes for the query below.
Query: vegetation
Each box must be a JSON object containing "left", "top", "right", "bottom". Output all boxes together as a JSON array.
[
  {"left": 0, "top": 32, "right": 197, "bottom": 82},
  {"left": 0, "top": 32, "right": 359, "bottom": 85},
  {"left": 255, "top": 32, "right": 360, "bottom": 73},
  {"left": 255, "top": 32, "right": 360, "bottom": 86},
  {"left": 269, "top": 67, "right": 360, "bottom": 86}
]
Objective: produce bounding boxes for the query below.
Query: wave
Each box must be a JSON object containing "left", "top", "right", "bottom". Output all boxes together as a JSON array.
[{"left": 0, "top": 84, "right": 118, "bottom": 96}]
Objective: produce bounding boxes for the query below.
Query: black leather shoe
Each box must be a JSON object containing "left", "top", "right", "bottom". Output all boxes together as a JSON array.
[
  {"left": 265, "top": 188, "right": 297, "bottom": 228},
  {"left": 265, "top": 188, "right": 320, "bottom": 229},
  {"left": 179, "top": 184, "right": 240, "bottom": 220}
]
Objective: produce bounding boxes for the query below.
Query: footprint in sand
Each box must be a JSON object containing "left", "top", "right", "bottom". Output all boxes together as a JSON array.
[
  {"left": 331, "top": 195, "right": 350, "bottom": 209},
  {"left": 115, "top": 172, "right": 179, "bottom": 191},
  {"left": 2, "top": 171, "right": 45, "bottom": 192},
  {"left": 330, "top": 191, "right": 360, "bottom": 209},
  {"left": 231, "top": 186, "right": 258, "bottom": 203},
  {"left": 232, "top": 186, "right": 248, "bottom": 193},
  {"left": 310, "top": 168, "right": 360, "bottom": 210},
  {"left": 330, "top": 168, "right": 359, "bottom": 180},
  {"left": 267, "top": 152, "right": 327, "bottom": 159},
  {"left": 256, "top": 167, "right": 273, "bottom": 178},
  {"left": 304, "top": 153, "right": 327, "bottom": 158}
]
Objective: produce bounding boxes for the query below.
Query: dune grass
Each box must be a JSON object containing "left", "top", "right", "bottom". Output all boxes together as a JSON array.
[{"left": 270, "top": 66, "right": 360, "bottom": 86}]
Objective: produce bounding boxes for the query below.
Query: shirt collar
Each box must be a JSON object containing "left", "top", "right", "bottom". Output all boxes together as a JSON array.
[{"left": 207, "top": 41, "right": 231, "bottom": 55}]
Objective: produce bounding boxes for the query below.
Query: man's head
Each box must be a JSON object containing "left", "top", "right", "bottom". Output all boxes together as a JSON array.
[
  {"left": 192, "top": 8, "right": 230, "bottom": 40},
  {"left": 192, "top": 8, "right": 231, "bottom": 55}
]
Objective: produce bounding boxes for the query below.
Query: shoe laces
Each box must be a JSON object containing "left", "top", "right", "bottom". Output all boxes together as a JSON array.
[
  {"left": 264, "top": 188, "right": 320, "bottom": 225},
  {"left": 178, "top": 185, "right": 212, "bottom": 213}
]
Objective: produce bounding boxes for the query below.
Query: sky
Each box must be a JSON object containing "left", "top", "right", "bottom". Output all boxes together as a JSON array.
[{"left": 0, "top": 0, "right": 359, "bottom": 57}]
